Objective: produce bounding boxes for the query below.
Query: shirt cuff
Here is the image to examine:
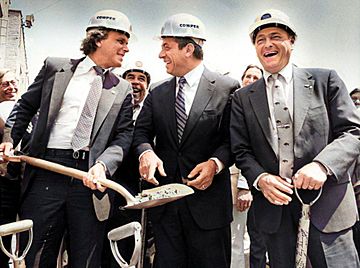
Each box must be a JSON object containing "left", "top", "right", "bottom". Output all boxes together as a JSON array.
[
  {"left": 209, "top": 157, "right": 224, "bottom": 174},
  {"left": 313, "top": 160, "right": 333, "bottom": 175},
  {"left": 253, "top": 172, "right": 268, "bottom": 191},
  {"left": 139, "top": 149, "right": 153, "bottom": 161},
  {"left": 95, "top": 160, "right": 107, "bottom": 172},
  {"left": 237, "top": 171, "right": 249, "bottom": 189}
]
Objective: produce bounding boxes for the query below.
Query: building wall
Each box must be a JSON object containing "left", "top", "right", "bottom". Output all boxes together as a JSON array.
[{"left": 0, "top": 1, "right": 28, "bottom": 96}]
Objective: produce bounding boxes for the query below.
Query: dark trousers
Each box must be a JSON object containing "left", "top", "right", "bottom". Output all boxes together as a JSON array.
[
  {"left": 19, "top": 150, "right": 105, "bottom": 268},
  {"left": 152, "top": 199, "right": 231, "bottom": 268},
  {"left": 247, "top": 205, "right": 267, "bottom": 268},
  {"left": 354, "top": 220, "right": 360, "bottom": 257},
  {"left": 263, "top": 201, "right": 360, "bottom": 268},
  {"left": 0, "top": 177, "right": 20, "bottom": 268}
]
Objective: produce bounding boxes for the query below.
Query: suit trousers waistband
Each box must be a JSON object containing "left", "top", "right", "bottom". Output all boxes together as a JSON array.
[{"left": 44, "top": 148, "right": 89, "bottom": 160}]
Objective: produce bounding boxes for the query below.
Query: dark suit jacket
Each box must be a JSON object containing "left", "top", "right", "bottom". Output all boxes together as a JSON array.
[
  {"left": 133, "top": 68, "right": 240, "bottom": 230},
  {"left": 230, "top": 66, "right": 360, "bottom": 234},
  {"left": 3, "top": 57, "right": 134, "bottom": 205}
]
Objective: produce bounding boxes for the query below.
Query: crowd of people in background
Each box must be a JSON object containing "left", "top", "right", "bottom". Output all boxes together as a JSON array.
[{"left": 0, "top": 7, "right": 359, "bottom": 268}]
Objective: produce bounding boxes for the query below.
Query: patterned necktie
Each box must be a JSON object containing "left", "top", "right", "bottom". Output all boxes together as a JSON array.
[
  {"left": 175, "top": 76, "right": 187, "bottom": 142},
  {"left": 72, "top": 66, "right": 104, "bottom": 151},
  {"left": 271, "top": 74, "right": 294, "bottom": 179}
]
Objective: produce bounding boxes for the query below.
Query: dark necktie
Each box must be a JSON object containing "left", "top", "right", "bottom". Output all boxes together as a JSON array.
[
  {"left": 175, "top": 76, "right": 187, "bottom": 142},
  {"left": 72, "top": 66, "right": 104, "bottom": 151}
]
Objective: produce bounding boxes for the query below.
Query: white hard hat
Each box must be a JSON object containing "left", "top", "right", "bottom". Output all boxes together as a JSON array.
[
  {"left": 160, "top": 13, "right": 206, "bottom": 44},
  {"left": 87, "top": 10, "right": 134, "bottom": 39},
  {"left": 122, "top": 61, "right": 151, "bottom": 85},
  {"left": 249, "top": 9, "right": 296, "bottom": 43}
]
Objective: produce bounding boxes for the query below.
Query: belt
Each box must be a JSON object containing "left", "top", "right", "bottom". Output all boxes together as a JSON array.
[{"left": 44, "top": 148, "right": 89, "bottom": 160}]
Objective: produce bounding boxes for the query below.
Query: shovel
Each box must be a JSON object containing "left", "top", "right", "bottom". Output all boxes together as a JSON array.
[
  {"left": 0, "top": 219, "right": 33, "bottom": 268},
  {"left": 2, "top": 153, "right": 194, "bottom": 209},
  {"left": 294, "top": 187, "right": 322, "bottom": 268}
]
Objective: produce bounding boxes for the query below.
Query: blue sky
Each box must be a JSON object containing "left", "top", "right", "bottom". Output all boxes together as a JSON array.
[{"left": 11, "top": 0, "right": 360, "bottom": 90}]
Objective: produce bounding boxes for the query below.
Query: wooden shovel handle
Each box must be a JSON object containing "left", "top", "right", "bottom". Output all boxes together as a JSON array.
[{"left": 18, "top": 155, "right": 137, "bottom": 204}]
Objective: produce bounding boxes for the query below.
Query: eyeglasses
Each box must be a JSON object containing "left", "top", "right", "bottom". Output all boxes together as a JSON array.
[{"left": 1, "top": 80, "right": 18, "bottom": 88}]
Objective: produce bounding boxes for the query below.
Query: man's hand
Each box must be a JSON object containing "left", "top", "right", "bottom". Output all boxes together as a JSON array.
[
  {"left": 293, "top": 162, "right": 327, "bottom": 190},
  {"left": 83, "top": 163, "right": 107, "bottom": 192},
  {"left": 0, "top": 142, "right": 13, "bottom": 163},
  {"left": 235, "top": 189, "right": 253, "bottom": 212},
  {"left": 187, "top": 159, "right": 217, "bottom": 190},
  {"left": 139, "top": 151, "right": 166, "bottom": 185},
  {"left": 258, "top": 173, "right": 293, "bottom": 205}
]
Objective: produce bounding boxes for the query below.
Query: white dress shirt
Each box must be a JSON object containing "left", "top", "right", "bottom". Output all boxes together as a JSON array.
[
  {"left": 47, "top": 56, "right": 98, "bottom": 149},
  {"left": 176, "top": 63, "right": 224, "bottom": 173},
  {"left": 176, "top": 63, "right": 204, "bottom": 116}
]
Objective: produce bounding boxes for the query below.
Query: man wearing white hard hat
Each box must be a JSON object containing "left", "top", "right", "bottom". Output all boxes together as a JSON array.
[
  {"left": 231, "top": 9, "right": 360, "bottom": 267},
  {"left": 0, "top": 10, "right": 134, "bottom": 267},
  {"left": 133, "top": 13, "right": 240, "bottom": 267},
  {"left": 123, "top": 61, "right": 151, "bottom": 120}
]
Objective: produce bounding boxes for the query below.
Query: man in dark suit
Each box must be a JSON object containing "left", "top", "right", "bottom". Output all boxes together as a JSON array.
[
  {"left": 230, "top": 9, "right": 360, "bottom": 268},
  {"left": 133, "top": 13, "right": 239, "bottom": 267},
  {"left": 0, "top": 10, "right": 134, "bottom": 267}
]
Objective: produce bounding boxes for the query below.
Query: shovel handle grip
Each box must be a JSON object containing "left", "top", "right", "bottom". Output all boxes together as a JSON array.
[
  {"left": 18, "top": 155, "right": 137, "bottom": 204},
  {"left": 0, "top": 220, "right": 33, "bottom": 236}
]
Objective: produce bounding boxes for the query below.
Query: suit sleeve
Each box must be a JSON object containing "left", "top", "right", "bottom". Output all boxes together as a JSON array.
[
  {"left": 96, "top": 92, "right": 134, "bottom": 176},
  {"left": 313, "top": 70, "right": 360, "bottom": 181},
  {"left": 211, "top": 91, "right": 233, "bottom": 168},
  {"left": 132, "top": 90, "right": 155, "bottom": 158},
  {"left": 230, "top": 90, "right": 268, "bottom": 186},
  {"left": 3, "top": 59, "right": 48, "bottom": 146}
]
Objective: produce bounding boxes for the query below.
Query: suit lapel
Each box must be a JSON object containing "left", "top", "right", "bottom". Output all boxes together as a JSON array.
[
  {"left": 46, "top": 62, "right": 74, "bottom": 129},
  {"left": 91, "top": 72, "right": 120, "bottom": 142},
  {"left": 180, "top": 68, "right": 215, "bottom": 145},
  {"left": 293, "top": 67, "right": 314, "bottom": 139},
  {"left": 163, "top": 78, "right": 178, "bottom": 143},
  {"left": 249, "top": 79, "right": 277, "bottom": 154}
]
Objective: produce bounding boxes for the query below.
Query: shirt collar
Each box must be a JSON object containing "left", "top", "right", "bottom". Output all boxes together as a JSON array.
[
  {"left": 74, "top": 56, "right": 98, "bottom": 76},
  {"left": 177, "top": 63, "right": 205, "bottom": 86},
  {"left": 264, "top": 62, "right": 293, "bottom": 85}
]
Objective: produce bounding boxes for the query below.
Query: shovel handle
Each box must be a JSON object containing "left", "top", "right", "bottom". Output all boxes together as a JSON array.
[{"left": 18, "top": 155, "right": 137, "bottom": 204}]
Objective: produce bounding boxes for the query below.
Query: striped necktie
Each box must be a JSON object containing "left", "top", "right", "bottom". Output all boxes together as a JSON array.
[{"left": 175, "top": 76, "right": 187, "bottom": 142}]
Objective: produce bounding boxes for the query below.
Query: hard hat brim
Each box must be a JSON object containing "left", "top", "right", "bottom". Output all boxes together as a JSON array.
[{"left": 249, "top": 18, "right": 296, "bottom": 43}]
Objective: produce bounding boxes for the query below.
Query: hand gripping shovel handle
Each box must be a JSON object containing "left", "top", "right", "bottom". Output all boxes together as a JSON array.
[
  {"left": 3, "top": 154, "right": 194, "bottom": 209},
  {"left": 10, "top": 155, "right": 137, "bottom": 205}
]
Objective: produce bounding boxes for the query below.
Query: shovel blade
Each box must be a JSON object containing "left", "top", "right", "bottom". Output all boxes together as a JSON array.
[{"left": 124, "top": 183, "right": 194, "bottom": 209}]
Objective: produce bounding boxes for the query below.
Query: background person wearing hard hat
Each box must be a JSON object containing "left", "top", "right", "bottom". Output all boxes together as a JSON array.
[
  {"left": 101, "top": 61, "right": 153, "bottom": 268},
  {"left": 0, "top": 9, "right": 134, "bottom": 267},
  {"left": 123, "top": 61, "right": 151, "bottom": 120},
  {"left": 133, "top": 13, "right": 240, "bottom": 267},
  {"left": 230, "top": 9, "right": 360, "bottom": 267}
]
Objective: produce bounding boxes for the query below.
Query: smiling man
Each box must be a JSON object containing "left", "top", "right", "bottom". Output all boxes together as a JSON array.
[
  {"left": 123, "top": 61, "right": 151, "bottom": 120},
  {"left": 230, "top": 9, "right": 360, "bottom": 268},
  {"left": 133, "top": 13, "right": 240, "bottom": 267},
  {"left": 0, "top": 10, "right": 134, "bottom": 267}
]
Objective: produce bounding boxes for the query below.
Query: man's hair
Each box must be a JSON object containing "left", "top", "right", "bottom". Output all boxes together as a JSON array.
[
  {"left": 0, "top": 69, "right": 11, "bottom": 82},
  {"left": 80, "top": 28, "right": 109, "bottom": 55},
  {"left": 241, "top": 64, "right": 263, "bottom": 81},
  {"left": 350, "top": 88, "right": 360, "bottom": 97},
  {"left": 252, "top": 23, "right": 297, "bottom": 44},
  {"left": 174, "top": 37, "right": 204, "bottom": 60}
]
